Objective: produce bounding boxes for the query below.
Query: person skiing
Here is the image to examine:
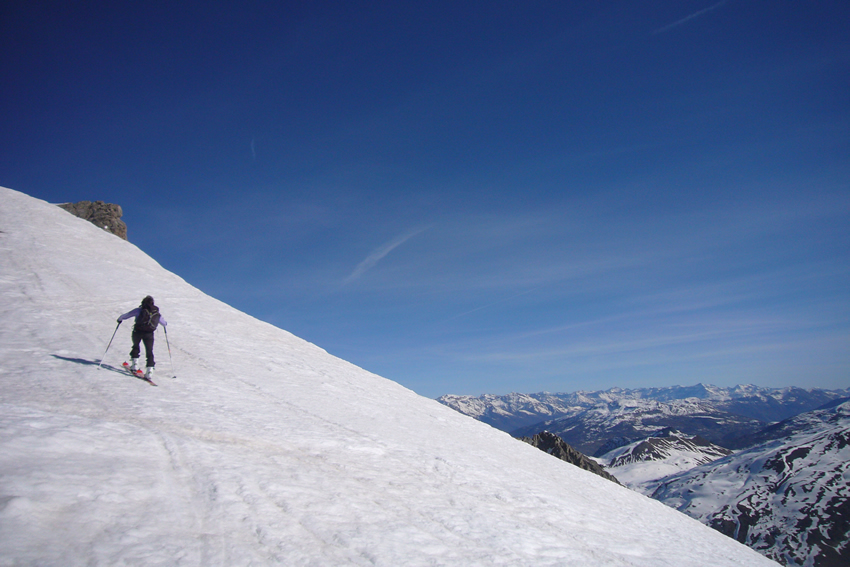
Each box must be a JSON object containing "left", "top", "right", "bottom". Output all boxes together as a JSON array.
[{"left": 117, "top": 295, "right": 167, "bottom": 380}]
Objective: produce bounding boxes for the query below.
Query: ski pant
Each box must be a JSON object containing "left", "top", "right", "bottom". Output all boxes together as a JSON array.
[{"left": 130, "top": 330, "right": 155, "bottom": 367}]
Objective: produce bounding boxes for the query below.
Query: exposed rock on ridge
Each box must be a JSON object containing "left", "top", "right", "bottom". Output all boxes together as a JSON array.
[
  {"left": 58, "top": 200, "right": 127, "bottom": 240},
  {"left": 520, "top": 431, "right": 621, "bottom": 485},
  {"left": 607, "top": 429, "right": 732, "bottom": 469},
  {"left": 600, "top": 430, "right": 734, "bottom": 494}
]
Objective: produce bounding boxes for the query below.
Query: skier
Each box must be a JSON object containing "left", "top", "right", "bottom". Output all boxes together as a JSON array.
[{"left": 117, "top": 295, "right": 167, "bottom": 381}]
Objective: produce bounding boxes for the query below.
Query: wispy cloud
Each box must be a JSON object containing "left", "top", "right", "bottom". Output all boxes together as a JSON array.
[
  {"left": 344, "top": 227, "right": 429, "bottom": 284},
  {"left": 442, "top": 286, "right": 543, "bottom": 323},
  {"left": 653, "top": 0, "right": 729, "bottom": 34}
]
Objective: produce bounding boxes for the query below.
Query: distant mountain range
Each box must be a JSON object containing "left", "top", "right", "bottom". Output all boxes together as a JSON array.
[
  {"left": 438, "top": 384, "right": 849, "bottom": 455},
  {"left": 439, "top": 385, "right": 850, "bottom": 566}
]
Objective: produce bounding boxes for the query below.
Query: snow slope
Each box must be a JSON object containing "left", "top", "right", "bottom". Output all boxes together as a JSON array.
[{"left": 0, "top": 186, "right": 777, "bottom": 566}]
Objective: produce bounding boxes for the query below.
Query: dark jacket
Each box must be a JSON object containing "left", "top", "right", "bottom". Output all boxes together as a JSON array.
[{"left": 118, "top": 299, "right": 167, "bottom": 331}]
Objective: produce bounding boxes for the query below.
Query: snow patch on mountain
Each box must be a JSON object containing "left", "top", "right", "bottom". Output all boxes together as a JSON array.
[
  {"left": 651, "top": 401, "right": 850, "bottom": 567},
  {"left": 600, "top": 430, "right": 732, "bottom": 494}
]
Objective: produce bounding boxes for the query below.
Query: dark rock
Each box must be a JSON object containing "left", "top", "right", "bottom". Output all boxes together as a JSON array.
[
  {"left": 606, "top": 432, "right": 732, "bottom": 469},
  {"left": 58, "top": 200, "right": 127, "bottom": 240},
  {"left": 520, "top": 431, "right": 621, "bottom": 485}
]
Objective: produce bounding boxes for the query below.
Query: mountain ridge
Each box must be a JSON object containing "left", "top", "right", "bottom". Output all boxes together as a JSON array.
[
  {"left": 599, "top": 430, "right": 733, "bottom": 494},
  {"left": 439, "top": 386, "right": 849, "bottom": 455},
  {"left": 650, "top": 400, "right": 850, "bottom": 567},
  {"left": 439, "top": 384, "right": 848, "bottom": 427}
]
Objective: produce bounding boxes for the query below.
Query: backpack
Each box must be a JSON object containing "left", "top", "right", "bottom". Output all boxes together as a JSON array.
[{"left": 136, "top": 306, "right": 161, "bottom": 332}]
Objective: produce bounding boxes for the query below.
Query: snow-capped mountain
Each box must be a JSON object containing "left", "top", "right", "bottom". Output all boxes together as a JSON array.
[
  {"left": 511, "top": 397, "right": 765, "bottom": 456},
  {"left": 439, "top": 386, "right": 848, "bottom": 431},
  {"left": 0, "top": 185, "right": 777, "bottom": 565},
  {"left": 651, "top": 401, "right": 850, "bottom": 567},
  {"left": 599, "top": 429, "right": 732, "bottom": 494},
  {"left": 439, "top": 386, "right": 849, "bottom": 455},
  {"left": 729, "top": 397, "right": 850, "bottom": 449},
  {"left": 436, "top": 391, "right": 582, "bottom": 431}
]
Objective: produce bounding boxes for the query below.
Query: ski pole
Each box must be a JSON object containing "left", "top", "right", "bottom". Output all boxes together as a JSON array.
[
  {"left": 164, "top": 325, "right": 176, "bottom": 378},
  {"left": 98, "top": 320, "right": 122, "bottom": 369}
]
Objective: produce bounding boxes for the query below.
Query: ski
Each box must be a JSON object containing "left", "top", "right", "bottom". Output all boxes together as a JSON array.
[{"left": 122, "top": 362, "right": 157, "bottom": 386}]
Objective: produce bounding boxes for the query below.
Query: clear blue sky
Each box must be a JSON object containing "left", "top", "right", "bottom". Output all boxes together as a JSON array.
[{"left": 2, "top": 1, "right": 848, "bottom": 398}]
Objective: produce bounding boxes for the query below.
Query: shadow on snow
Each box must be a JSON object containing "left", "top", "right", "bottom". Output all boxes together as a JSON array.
[{"left": 51, "top": 354, "right": 149, "bottom": 383}]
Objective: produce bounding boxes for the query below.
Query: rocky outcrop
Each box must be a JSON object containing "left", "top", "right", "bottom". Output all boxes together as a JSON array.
[
  {"left": 58, "top": 200, "right": 127, "bottom": 240},
  {"left": 520, "top": 431, "right": 620, "bottom": 485}
]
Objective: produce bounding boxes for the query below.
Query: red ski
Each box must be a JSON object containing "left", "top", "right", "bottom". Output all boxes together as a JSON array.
[{"left": 122, "top": 362, "right": 157, "bottom": 386}]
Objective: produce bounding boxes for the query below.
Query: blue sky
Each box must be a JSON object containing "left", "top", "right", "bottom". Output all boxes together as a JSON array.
[{"left": 2, "top": 1, "right": 848, "bottom": 398}]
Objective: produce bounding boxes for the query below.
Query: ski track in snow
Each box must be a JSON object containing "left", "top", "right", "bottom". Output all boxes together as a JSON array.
[{"left": 0, "top": 186, "right": 778, "bottom": 566}]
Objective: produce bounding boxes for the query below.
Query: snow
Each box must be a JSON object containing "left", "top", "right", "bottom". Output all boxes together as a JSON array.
[
  {"left": 649, "top": 402, "right": 850, "bottom": 565},
  {"left": 0, "top": 186, "right": 778, "bottom": 566},
  {"left": 607, "top": 455, "right": 706, "bottom": 494}
]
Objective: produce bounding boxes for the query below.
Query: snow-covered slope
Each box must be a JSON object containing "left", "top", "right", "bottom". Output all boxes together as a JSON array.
[
  {"left": 651, "top": 401, "right": 850, "bottom": 567},
  {"left": 0, "top": 186, "right": 777, "bottom": 566},
  {"left": 599, "top": 430, "right": 732, "bottom": 494}
]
